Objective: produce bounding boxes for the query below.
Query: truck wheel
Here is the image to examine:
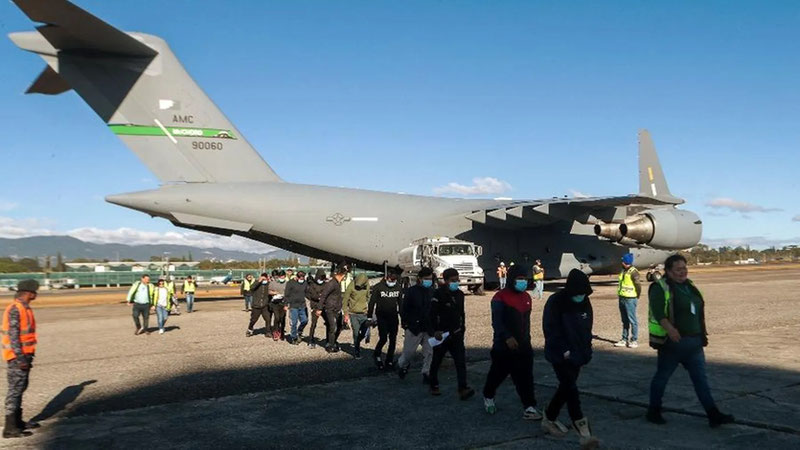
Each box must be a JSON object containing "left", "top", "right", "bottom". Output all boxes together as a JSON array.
[{"left": 473, "top": 284, "right": 484, "bottom": 295}]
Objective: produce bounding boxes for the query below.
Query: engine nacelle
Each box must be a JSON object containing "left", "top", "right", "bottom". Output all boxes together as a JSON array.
[{"left": 619, "top": 209, "right": 702, "bottom": 250}]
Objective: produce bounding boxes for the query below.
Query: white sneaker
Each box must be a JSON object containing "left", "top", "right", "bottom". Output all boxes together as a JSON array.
[
  {"left": 628, "top": 341, "right": 639, "bottom": 348},
  {"left": 523, "top": 406, "right": 543, "bottom": 421},
  {"left": 159, "top": 329, "right": 165, "bottom": 335},
  {"left": 541, "top": 417, "right": 569, "bottom": 437},
  {"left": 613, "top": 340, "right": 628, "bottom": 347},
  {"left": 484, "top": 397, "right": 497, "bottom": 414}
]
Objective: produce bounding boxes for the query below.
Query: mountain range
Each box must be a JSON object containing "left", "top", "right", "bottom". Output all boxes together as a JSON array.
[{"left": 0, "top": 236, "right": 299, "bottom": 262}]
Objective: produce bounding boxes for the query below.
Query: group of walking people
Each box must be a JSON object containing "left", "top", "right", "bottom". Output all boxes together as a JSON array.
[
  {"left": 125, "top": 274, "right": 197, "bottom": 335},
  {"left": 3, "top": 252, "right": 735, "bottom": 443}
]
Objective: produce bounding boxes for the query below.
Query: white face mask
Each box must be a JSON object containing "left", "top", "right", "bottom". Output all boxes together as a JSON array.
[
  {"left": 316, "top": 279, "right": 324, "bottom": 284},
  {"left": 298, "top": 279, "right": 305, "bottom": 284},
  {"left": 386, "top": 280, "right": 397, "bottom": 287}
]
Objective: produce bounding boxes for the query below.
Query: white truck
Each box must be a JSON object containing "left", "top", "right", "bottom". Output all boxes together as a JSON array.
[{"left": 398, "top": 237, "right": 485, "bottom": 294}]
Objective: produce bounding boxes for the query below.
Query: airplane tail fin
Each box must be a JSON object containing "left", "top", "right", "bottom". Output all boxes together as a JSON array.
[
  {"left": 637, "top": 129, "right": 682, "bottom": 205},
  {"left": 9, "top": 0, "right": 282, "bottom": 184}
]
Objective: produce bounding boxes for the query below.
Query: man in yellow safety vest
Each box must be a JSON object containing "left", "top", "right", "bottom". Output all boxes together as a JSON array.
[
  {"left": 532, "top": 259, "right": 545, "bottom": 300},
  {"left": 614, "top": 253, "right": 641, "bottom": 348}
]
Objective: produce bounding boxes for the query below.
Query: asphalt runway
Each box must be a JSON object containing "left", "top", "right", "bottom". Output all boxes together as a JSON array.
[{"left": 1, "top": 266, "right": 799, "bottom": 448}]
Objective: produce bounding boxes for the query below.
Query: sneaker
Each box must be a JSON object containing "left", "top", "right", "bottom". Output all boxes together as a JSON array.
[
  {"left": 430, "top": 385, "right": 441, "bottom": 396},
  {"left": 459, "top": 387, "right": 475, "bottom": 401},
  {"left": 135, "top": 328, "right": 143, "bottom": 335},
  {"left": 374, "top": 355, "right": 384, "bottom": 370},
  {"left": 541, "top": 417, "right": 569, "bottom": 438},
  {"left": 325, "top": 345, "right": 336, "bottom": 353},
  {"left": 628, "top": 341, "right": 639, "bottom": 349},
  {"left": 398, "top": 367, "right": 408, "bottom": 380},
  {"left": 159, "top": 329, "right": 165, "bottom": 335},
  {"left": 484, "top": 397, "right": 497, "bottom": 414},
  {"left": 613, "top": 340, "right": 628, "bottom": 347},
  {"left": 246, "top": 329, "right": 253, "bottom": 337},
  {"left": 523, "top": 406, "right": 543, "bottom": 421},
  {"left": 384, "top": 360, "right": 395, "bottom": 371},
  {"left": 354, "top": 350, "right": 362, "bottom": 360},
  {"left": 422, "top": 373, "right": 431, "bottom": 385},
  {"left": 309, "top": 342, "right": 317, "bottom": 349}
]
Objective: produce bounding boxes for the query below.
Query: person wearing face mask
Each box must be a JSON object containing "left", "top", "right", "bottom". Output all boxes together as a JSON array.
[
  {"left": 305, "top": 269, "right": 327, "bottom": 348},
  {"left": 397, "top": 267, "right": 435, "bottom": 383},
  {"left": 368, "top": 267, "right": 403, "bottom": 370},
  {"left": 541, "top": 269, "right": 598, "bottom": 449},
  {"left": 316, "top": 266, "right": 348, "bottom": 353},
  {"left": 427, "top": 268, "right": 474, "bottom": 400},
  {"left": 646, "top": 254, "right": 734, "bottom": 428},
  {"left": 284, "top": 271, "right": 309, "bottom": 345},
  {"left": 482, "top": 265, "right": 542, "bottom": 421},
  {"left": 267, "top": 270, "right": 288, "bottom": 341},
  {"left": 246, "top": 273, "right": 272, "bottom": 338}
]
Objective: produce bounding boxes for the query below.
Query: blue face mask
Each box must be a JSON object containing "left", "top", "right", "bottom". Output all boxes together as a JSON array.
[
  {"left": 448, "top": 282, "right": 460, "bottom": 291},
  {"left": 571, "top": 294, "right": 586, "bottom": 303},
  {"left": 421, "top": 279, "right": 433, "bottom": 288},
  {"left": 514, "top": 279, "right": 527, "bottom": 292}
]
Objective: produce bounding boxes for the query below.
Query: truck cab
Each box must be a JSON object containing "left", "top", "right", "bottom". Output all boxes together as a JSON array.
[{"left": 398, "top": 237, "right": 485, "bottom": 294}]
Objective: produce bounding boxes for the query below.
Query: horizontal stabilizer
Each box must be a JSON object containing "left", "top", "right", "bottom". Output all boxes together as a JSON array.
[
  {"left": 26, "top": 65, "right": 71, "bottom": 95},
  {"left": 12, "top": 0, "right": 157, "bottom": 57}
]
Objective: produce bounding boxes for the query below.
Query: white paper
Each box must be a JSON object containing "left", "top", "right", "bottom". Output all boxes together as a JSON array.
[{"left": 428, "top": 332, "right": 450, "bottom": 348}]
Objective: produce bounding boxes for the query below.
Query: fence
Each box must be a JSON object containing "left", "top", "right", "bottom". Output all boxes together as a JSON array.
[{"left": 0, "top": 266, "right": 379, "bottom": 289}]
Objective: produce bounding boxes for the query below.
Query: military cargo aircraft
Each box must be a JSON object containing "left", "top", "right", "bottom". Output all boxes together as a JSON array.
[{"left": 9, "top": 0, "right": 702, "bottom": 285}]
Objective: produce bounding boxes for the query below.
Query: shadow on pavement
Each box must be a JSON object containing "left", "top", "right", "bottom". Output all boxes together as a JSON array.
[
  {"left": 30, "top": 380, "right": 97, "bottom": 424},
  {"left": 36, "top": 339, "right": 800, "bottom": 449}
]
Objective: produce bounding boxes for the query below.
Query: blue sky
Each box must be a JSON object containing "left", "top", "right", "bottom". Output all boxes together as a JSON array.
[{"left": 0, "top": 0, "right": 798, "bottom": 251}]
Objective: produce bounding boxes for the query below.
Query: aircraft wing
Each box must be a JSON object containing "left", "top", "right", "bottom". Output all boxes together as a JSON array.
[
  {"left": 466, "top": 129, "right": 684, "bottom": 228},
  {"left": 465, "top": 194, "right": 679, "bottom": 227}
]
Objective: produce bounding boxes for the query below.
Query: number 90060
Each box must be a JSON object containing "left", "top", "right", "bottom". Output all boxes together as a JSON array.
[{"left": 191, "top": 141, "right": 223, "bottom": 150}]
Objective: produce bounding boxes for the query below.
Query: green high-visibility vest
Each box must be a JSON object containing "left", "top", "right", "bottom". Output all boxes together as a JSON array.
[
  {"left": 618, "top": 267, "right": 638, "bottom": 298},
  {"left": 648, "top": 278, "right": 703, "bottom": 346}
]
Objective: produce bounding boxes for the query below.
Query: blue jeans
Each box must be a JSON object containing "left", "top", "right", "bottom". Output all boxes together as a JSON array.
[
  {"left": 649, "top": 336, "right": 716, "bottom": 411},
  {"left": 534, "top": 280, "right": 544, "bottom": 300},
  {"left": 618, "top": 297, "right": 638, "bottom": 341},
  {"left": 244, "top": 294, "right": 253, "bottom": 310},
  {"left": 499, "top": 277, "right": 506, "bottom": 289},
  {"left": 290, "top": 307, "right": 308, "bottom": 339},
  {"left": 156, "top": 306, "right": 169, "bottom": 331},
  {"left": 185, "top": 293, "right": 195, "bottom": 312}
]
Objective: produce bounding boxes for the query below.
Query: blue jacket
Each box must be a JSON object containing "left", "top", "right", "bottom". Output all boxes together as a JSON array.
[{"left": 542, "top": 269, "right": 594, "bottom": 366}]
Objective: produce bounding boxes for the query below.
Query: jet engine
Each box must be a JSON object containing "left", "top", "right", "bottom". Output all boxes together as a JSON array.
[{"left": 595, "top": 209, "right": 702, "bottom": 250}]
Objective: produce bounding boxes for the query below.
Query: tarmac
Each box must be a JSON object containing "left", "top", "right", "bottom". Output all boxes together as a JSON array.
[{"left": 1, "top": 265, "right": 799, "bottom": 449}]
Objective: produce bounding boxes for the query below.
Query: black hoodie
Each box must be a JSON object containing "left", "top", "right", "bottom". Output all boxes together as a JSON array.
[
  {"left": 542, "top": 269, "right": 594, "bottom": 366},
  {"left": 305, "top": 269, "right": 327, "bottom": 310}
]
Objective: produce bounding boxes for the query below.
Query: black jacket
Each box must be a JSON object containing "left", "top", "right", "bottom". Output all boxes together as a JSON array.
[
  {"left": 401, "top": 284, "right": 433, "bottom": 335},
  {"left": 543, "top": 269, "right": 594, "bottom": 366},
  {"left": 317, "top": 278, "right": 342, "bottom": 312},
  {"left": 249, "top": 279, "right": 271, "bottom": 309},
  {"left": 305, "top": 269, "right": 327, "bottom": 310},
  {"left": 428, "top": 286, "right": 466, "bottom": 335},
  {"left": 368, "top": 280, "right": 403, "bottom": 319},
  {"left": 284, "top": 279, "right": 307, "bottom": 309}
]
